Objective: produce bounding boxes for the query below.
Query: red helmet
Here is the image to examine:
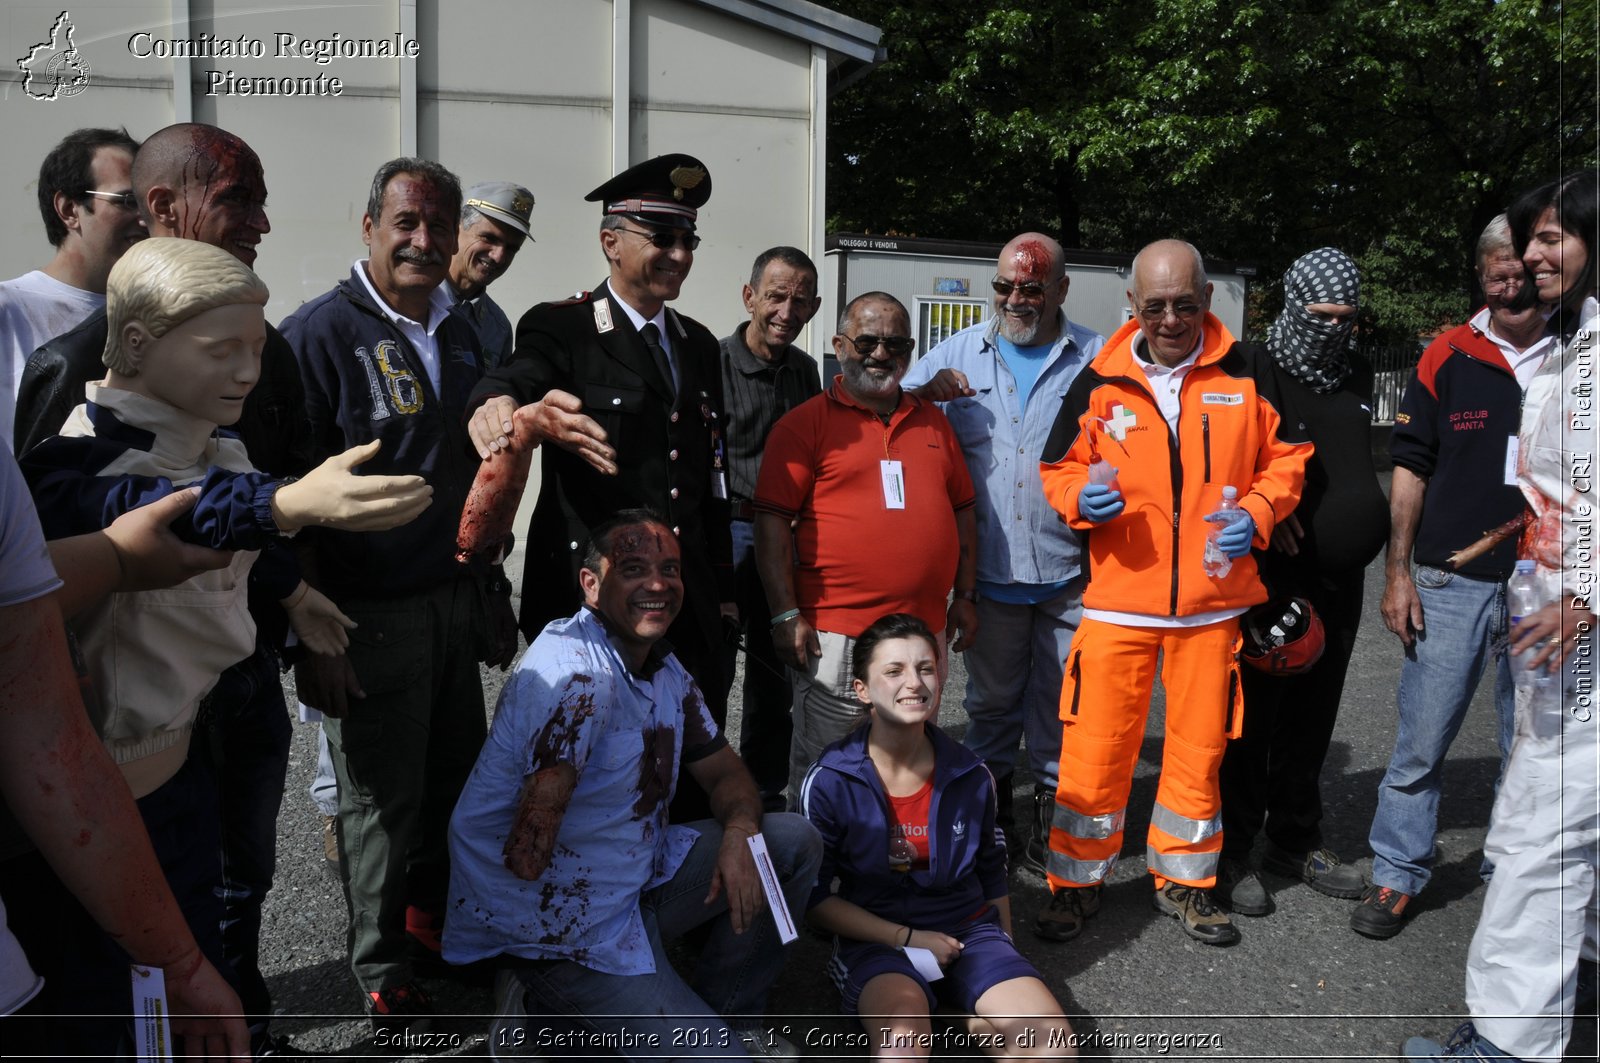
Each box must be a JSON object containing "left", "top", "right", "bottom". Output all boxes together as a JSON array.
[{"left": 1241, "top": 596, "right": 1325, "bottom": 675}]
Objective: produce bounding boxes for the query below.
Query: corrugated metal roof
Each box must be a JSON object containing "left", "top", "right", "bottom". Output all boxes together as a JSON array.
[{"left": 688, "top": 0, "right": 882, "bottom": 63}]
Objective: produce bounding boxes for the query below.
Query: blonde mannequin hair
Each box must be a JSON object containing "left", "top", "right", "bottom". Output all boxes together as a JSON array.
[{"left": 103, "top": 238, "right": 268, "bottom": 373}]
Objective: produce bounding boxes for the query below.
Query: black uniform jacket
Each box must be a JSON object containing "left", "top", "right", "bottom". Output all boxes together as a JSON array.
[{"left": 467, "top": 280, "right": 734, "bottom": 707}]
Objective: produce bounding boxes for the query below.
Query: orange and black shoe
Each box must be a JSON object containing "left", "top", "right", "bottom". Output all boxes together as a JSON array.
[
  {"left": 365, "top": 982, "right": 433, "bottom": 1035},
  {"left": 1350, "top": 884, "right": 1412, "bottom": 939}
]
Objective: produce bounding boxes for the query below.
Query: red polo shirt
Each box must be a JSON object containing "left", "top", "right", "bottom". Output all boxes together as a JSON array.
[{"left": 754, "top": 378, "right": 975, "bottom": 638}]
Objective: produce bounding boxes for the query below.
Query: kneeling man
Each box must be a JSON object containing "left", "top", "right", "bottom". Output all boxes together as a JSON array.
[{"left": 444, "top": 508, "right": 821, "bottom": 1059}]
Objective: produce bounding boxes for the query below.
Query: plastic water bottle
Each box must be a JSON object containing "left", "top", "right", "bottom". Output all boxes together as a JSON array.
[
  {"left": 1088, "top": 455, "right": 1121, "bottom": 494},
  {"left": 1202, "top": 486, "right": 1239, "bottom": 579},
  {"left": 1508, "top": 560, "right": 1556, "bottom": 694}
]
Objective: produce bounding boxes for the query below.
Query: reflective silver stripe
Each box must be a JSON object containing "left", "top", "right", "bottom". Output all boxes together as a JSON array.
[
  {"left": 1147, "top": 845, "right": 1219, "bottom": 882},
  {"left": 1149, "top": 801, "right": 1222, "bottom": 844},
  {"left": 1049, "top": 849, "right": 1117, "bottom": 885},
  {"left": 1053, "top": 804, "right": 1126, "bottom": 841}
]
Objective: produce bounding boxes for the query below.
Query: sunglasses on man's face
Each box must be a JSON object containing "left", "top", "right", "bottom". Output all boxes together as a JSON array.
[
  {"left": 618, "top": 226, "right": 701, "bottom": 251},
  {"left": 841, "top": 334, "right": 915, "bottom": 357},
  {"left": 83, "top": 190, "right": 138, "bottom": 211}
]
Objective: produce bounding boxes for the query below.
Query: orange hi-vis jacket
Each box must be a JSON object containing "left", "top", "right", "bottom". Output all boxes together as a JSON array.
[{"left": 1039, "top": 314, "right": 1310, "bottom": 617}]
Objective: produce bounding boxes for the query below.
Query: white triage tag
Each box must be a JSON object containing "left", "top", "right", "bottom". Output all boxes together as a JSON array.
[
  {"left": 745, "top": 833, "right": 798, "bottom": 943},
  {"left": 1505, "top": 435, "right": 1520, "bottom": 486},
  {"left": 881, "top": 460, "right": 905, "bottom": 509},
  {"left": 130, "top": 965, "right": 172, "bottom": 1062},
  {"left": 904, "top": 946, "right": 945, "bottom": 982}
]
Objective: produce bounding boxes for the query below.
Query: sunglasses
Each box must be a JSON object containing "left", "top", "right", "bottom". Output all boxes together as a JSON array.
[
  {"left": 991, "top": 278, "right": 1052, "bottom": 299},
  {"left": 618, "top": 226, "right": 701, "bottom": 251},
  {"left": 83, "top": 190, "right": 138, "bottom": 211},
  {"left": 841, "top": 334, "right": 915, "bottom": 357}
]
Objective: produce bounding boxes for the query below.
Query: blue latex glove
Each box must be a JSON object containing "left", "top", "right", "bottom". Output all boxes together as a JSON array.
[
  {"left": 1079, "top": 483, "right": 1124, "bottom": 523},
  {"left": 1206, "top": 508, "right": 1256, "bottom": 558}
]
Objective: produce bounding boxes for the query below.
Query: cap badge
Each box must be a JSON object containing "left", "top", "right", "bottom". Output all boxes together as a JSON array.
[{"left": 669, "top": 165, "right": 707, "bottom": 202}]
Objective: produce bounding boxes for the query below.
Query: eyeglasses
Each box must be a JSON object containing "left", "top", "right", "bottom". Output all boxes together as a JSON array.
[
  {"left": 617, "top": 226, "right": 701, "bottom": 251},
  {"left": 1482, "top": 277, "right": 1523, "bottom": 295},
  {"left": 1136, "top": 300, "right": 1205, "bottom": 322},
  {"left": 841, "top": 334, "right": 915, "bottom": 357},
  {"left": 991, "top": 278, "right": 1052, "bottom": 299},
  {"left": 82, "top": 190, "right": 138, "bottom": 211}
]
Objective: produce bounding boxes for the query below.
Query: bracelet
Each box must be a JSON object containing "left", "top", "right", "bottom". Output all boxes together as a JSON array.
[
  {"left": 900, "top": 925, "right": 913, "bottom": 947},
  {"left": 954, "top": 589, "right": 979, "bottom": 603},
  {"left": 770, "top": 608, "right": 801, "bottom": 628}
]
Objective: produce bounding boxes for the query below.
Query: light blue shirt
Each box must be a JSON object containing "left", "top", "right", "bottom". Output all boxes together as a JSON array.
[
  {"left": 903, "top": 312, "right": 1104, "bottom": 595},
  {"left": 443, "top": 608, "right": 721, "bottom": 975},
  {"left": 995, "top": 334, "right": 1050, "bottom": 408}
]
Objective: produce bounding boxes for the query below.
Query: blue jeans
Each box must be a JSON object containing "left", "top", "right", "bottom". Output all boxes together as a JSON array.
[
  {"left": 1368, "top": 566, "right": 1516, "bottom": 896},
  {"left": 961, "top": 583, "right": 1083, "bottom": 787},
  {"left": 511, "top": 813, "right": 822, "bottom": 1060}
]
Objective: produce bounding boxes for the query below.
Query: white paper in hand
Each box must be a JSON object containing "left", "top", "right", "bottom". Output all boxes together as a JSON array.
[
  {"left": 903, "top": 946, "right": 944, "bottom": 982},
  {"left": 130, "top": 964, "right": 172, "bottom": 1061},
  {"left": 745, "top": 832, "right": 798, "bottom": 943}
]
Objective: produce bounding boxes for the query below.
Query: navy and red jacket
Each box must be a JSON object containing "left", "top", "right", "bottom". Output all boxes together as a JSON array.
[
  {"left": 799, "top": 723, "right": 1007, "bottom": 933},
  {"left": 1389, "top": 317, "right": 1526, "bottom": 580}
]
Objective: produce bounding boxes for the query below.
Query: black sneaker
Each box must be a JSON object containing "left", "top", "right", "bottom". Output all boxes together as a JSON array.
[
  {"left": 1152, "top": 882, "right": 1240, "bottom": 945},
  {"left": 1215, "top": 858, "right": 1274, "bottom": 917},
  {"left": 1020, "top": 786, "right": 1052, "bottom": 878},
  {"left": 1032, "top": 883, "right": 1101, "bottom": 942},
  {"left": 1350, "top": 884, "right": 1413, "bottom": 939},
  {"left": 1263, "top": 844, "right": 1366, "bottom": 899},
  {"left": 365, "top": 982, "right": 433, "bottom": 1036}
]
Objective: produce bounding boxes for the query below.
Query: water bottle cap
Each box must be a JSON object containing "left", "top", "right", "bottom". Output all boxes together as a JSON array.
[
  {"left": 1515, "top": 559, "right": 1536, "bottom": 573},
  {"left": 1221, "top": 486, "right": 1238, "bottom": 499}
]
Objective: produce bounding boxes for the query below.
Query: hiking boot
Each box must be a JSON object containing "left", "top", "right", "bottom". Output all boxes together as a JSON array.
[
  {"left": 365, "top": 982, "right": 433, "bottom": 1035},
  {"left": 1215, "top": 858, "right": 1274, "bottom": 917},
  {"left": 1152, "top": 882, "right": 1240, "bottom": 945},
  {"left": 1351, "top": 884, "right": 1413, "bottom": 939},
  {"left": 1032, "top": 883, "right": 1102, "bottom": 942},
  {"left": 1020, "top": 785, "right": 1053, "bottom": 878},
  {"left": 1263, "top": 844, "right": 1366, "bottom": 899},
  {"left": 1399, "top": 1021, "right": 1526, "bottom": 1060}
]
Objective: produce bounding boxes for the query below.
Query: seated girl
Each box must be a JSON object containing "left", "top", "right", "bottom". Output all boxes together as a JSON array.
[{"left": 800, "top": 612, "right": 1076, "bottom": 1059}]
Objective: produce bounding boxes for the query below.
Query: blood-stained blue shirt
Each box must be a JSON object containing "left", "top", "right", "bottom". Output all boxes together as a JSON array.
[{"left": 443, "top": 607, "right": 724, "bottom": 974}]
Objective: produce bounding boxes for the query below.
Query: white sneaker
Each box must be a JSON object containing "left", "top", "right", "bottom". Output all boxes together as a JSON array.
[{"left": 488, "top": 969, "right": 536, "bottom": 1061}]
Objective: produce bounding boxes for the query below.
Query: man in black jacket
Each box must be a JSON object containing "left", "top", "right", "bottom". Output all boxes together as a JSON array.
[
  {"left": 8, "top": 122, "right": 311, "bottom": 1057},
  {"left": 466, "top": 154, "right": 736, "bottom": 728}
]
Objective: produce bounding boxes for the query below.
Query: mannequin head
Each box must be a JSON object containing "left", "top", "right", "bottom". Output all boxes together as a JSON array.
[{"left": 103, "top": 237, "right": 269, "bottom": 425}]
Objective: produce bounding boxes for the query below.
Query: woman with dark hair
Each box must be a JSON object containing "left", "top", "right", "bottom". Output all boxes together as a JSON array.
[
  {"left": 1404, "top": 171, "right": 1598, "bottom": 1063},
  {"left": 799, "top": 613, "right": 1075, "bottom": 1058}
]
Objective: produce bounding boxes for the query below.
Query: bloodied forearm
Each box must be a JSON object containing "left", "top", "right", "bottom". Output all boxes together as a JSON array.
[{"left": 503, "top": 762, "right": 578, "bottom": 881}]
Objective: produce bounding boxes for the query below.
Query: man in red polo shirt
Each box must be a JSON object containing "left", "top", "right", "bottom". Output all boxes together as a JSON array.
[{"left": 755, "top": 291, "right": 979, "bottom": 807}]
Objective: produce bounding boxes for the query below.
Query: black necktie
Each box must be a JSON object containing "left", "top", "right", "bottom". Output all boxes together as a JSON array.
[{"left": 641, "top": 322, "right": 675, "bottom": 403}]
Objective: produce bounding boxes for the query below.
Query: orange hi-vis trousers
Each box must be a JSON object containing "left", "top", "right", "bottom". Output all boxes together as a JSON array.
[{"left": 1045, "top": 617, "right": 1244, "bottom": 891}]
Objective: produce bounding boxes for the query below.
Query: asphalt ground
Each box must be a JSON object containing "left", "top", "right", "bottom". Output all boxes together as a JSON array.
[{"left": 261, "top": 509, "right": 1598, "bottom": 1061}]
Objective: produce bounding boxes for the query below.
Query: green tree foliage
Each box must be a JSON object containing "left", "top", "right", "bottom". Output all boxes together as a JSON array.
[{"left": 827, "top": 0, "right": 1596, "bottom": 341}]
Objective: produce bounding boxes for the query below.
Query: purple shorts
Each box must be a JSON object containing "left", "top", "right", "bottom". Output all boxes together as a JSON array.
[{"left": 828, "top": 908, "right": 1040, "bottom": 1015}]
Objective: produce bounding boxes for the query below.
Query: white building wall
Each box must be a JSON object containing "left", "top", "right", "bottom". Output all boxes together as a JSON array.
[{"left": 1, "top": 0, "right": 826, "bottom": 346}]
